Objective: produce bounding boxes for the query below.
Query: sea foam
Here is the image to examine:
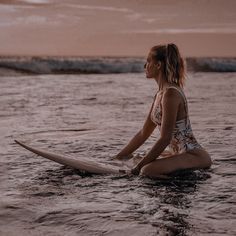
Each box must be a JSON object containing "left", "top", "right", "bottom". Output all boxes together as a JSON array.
[{"left": 0, "top": 56, "right": 235, "bottom": 75}]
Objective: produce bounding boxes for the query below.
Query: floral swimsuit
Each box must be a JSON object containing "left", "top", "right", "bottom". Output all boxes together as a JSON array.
[{"left": 151, "top": 86, "right": 203, "bottom": 154}]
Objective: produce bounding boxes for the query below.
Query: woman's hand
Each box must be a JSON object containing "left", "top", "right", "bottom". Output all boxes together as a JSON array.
[
  {"left": 111, "top": 154, "right": 133, "bottom": 161},
  {"left": 131, "top": 163, "right": 142, "bottom": 175}
]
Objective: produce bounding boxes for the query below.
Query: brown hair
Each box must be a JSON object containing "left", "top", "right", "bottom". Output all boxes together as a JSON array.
[{"left": 150, "top": 43, "right": 186, "bottom": 87}]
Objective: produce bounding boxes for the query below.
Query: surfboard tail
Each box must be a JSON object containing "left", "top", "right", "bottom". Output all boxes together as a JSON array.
[{"left": 14, "top": 140, "right": 121, "bottom": 175}]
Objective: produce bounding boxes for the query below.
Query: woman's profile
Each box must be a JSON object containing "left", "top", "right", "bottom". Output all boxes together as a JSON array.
[{"left": 114, "top": 43, "right": 212, "bottom": 178}]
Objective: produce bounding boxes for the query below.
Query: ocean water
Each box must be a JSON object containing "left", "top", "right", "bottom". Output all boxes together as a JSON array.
[{"left": 0, "top": 72, "right": 235, "bottom": 235}]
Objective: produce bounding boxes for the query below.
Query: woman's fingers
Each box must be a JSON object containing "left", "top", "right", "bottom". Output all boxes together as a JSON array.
[
  {"left": 131, "top": 164, "right": 141, "bottom": 175},
  {"left": 110, "top": 155, "right": 118, "bottom": 160},
  {"left": 111, "top": 154, "right": 134, "bottom": 161}
]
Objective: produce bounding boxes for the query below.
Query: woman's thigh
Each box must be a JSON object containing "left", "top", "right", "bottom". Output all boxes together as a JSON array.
[{"left": 140, "top": 149, "right": 212, "bottom": 178}]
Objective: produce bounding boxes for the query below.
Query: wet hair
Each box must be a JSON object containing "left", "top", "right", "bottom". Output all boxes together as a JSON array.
[{"left": 150, "top": 43, "right": 186, "bottom": 87}]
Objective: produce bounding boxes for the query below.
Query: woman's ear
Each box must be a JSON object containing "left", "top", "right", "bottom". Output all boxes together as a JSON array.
[{"left": 156, "top": 61, "right": 161, "bottom": 70}]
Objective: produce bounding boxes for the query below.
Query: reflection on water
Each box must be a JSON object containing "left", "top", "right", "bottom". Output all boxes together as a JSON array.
[{"left": 141, "top": 170, "right": 209, "bottom": 236}]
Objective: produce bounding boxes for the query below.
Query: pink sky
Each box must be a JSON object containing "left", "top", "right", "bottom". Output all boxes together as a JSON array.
[{"left": 0, "top": 0, "right": 235, "bottom": 57}]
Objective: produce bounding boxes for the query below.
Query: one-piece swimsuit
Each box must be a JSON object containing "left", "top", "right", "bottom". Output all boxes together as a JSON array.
[{"left": 151, "top": 86, "right": 203, "bottom": 154}]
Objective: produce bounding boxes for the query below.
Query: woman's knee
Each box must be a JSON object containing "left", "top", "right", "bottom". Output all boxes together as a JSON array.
[
  {"left": 139, "top": 164, "right": 170, "bottom": 179},
  {"left": 139, "top": 165, "right": 150, "bottom": 176},
  {"left": 139, "top": 163, "right": 163, "bottom": 177}
]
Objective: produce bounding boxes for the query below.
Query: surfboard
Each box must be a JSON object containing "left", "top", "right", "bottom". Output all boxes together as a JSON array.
[{"left": 14, "top": 140, "right": 131, "bottom": 175}]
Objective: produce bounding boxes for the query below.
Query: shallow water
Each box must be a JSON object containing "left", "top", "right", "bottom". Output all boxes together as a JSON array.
[{"left": 0, "top": 72, "right": 236, "bottom": 235}]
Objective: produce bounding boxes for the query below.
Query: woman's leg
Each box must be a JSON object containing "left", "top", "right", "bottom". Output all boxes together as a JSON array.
[{"left": 140, "top": 148, "right": 212, "bottom": 178}]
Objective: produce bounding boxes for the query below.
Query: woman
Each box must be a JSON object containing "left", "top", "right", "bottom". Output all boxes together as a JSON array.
[{"left": 114, "top": 43, "right": 212, "bottom": 178}]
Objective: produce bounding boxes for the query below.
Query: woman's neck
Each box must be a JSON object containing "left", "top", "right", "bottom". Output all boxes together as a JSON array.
[
  {"left": 156, "top": 79, "right": 171, "bottom": 91},
  {"left": 155, "top": 76, "right": 179, "bottom": 91}
]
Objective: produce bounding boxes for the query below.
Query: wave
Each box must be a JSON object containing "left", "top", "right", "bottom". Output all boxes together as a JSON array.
[
  {"left": 0, "top": 57, "right": 145, "bottom": 75},
  {"left": 187, "top": 57, "right": 236, "bottom": 72},
  {"left": 0, "top": 56, "right": 235, "bottom": 75}
]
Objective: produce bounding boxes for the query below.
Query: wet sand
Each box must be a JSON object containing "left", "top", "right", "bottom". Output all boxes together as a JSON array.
[
  {"left": 0, "top": 0, "right": 236, "bottom": 57},
  {"left": 0, "top": 72, "right": 236, "bottom": 235}
]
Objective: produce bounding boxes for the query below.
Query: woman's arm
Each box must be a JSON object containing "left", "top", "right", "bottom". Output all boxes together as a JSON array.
[
  {"left": 132, "top": 88, "right": 180, "bottom": 170},
  {"left": 115, "top": 99, "right": 157, "bottom": 160}
]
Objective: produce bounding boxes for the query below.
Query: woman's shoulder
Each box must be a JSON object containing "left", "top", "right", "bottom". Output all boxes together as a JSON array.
[
  {"left": 164, "top": 86, "right": 183, "bottom": 95},
  {"left": 162, "top": 86, "right": 184, "bottom": 102}
]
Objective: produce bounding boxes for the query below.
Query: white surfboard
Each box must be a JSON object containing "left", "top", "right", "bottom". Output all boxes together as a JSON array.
[{"left": 15, "top": 140, "right": 130, "bottom": 175}]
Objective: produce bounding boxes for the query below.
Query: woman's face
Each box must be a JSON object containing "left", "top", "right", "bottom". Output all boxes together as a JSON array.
[{"left": 144, "top": 51, "right": 160, "bottom": 79}]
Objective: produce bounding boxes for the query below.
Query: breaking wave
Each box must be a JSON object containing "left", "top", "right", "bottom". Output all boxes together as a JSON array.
[{"left": 0, "top": 56, "right": 235, "bottom": 75}]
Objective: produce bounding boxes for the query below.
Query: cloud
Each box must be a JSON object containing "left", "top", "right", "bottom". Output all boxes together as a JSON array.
[{"left": 123, "top": 28, "right": 236, "bottom": 34}]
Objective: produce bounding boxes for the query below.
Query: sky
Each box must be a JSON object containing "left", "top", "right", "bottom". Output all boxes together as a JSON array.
[{"left": 0, "top": 0, "right": 235, "bottom": 57}]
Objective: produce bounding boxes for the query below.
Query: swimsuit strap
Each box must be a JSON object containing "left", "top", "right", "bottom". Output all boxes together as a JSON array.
[{"left": 165, "top": 86, "right": 188, "bottom": 115}]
